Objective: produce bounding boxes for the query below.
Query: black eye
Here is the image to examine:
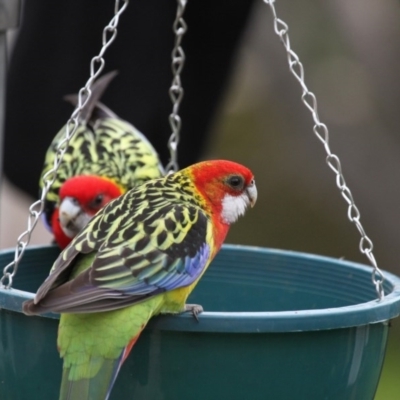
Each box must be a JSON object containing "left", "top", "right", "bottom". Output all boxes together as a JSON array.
[
  {"left": 92, "top": 194, "right": 104, "bottom": 206},
  {"left": 227, "top": 175, "right": 244, "bottom": 190}
]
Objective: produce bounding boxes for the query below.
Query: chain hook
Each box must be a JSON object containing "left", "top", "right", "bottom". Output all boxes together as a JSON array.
[
  {"left": 166, "top": 0, "right": 188, "bottom": 174},
  {"left": 263, "top": 0, "right": 385, "bottom": 300}
]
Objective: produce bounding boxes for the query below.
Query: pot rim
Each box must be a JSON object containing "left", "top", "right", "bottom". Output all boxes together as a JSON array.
[{"left": 1, "top": 244, "right": 400, "bottom": 333}]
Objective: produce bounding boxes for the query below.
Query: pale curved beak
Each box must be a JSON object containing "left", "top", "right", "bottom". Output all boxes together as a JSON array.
[
  {"left": 59, "top": 197, "right": 91, "bottom": 238},
  {"left": 246, "top": 180, "right": 258, "bottom": 208}
]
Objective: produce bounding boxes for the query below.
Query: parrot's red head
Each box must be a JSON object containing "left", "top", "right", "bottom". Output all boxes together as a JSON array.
[
  {"left": 188, "top": 159, "right": 257, "bottom": 224},
  {"left": 52, "top": 175, "right": 124, "bottom": 248}
]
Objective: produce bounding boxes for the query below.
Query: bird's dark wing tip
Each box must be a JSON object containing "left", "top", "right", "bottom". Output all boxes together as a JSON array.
[{"left": 22, "top": 299, "right": 39, "bottom": 316}]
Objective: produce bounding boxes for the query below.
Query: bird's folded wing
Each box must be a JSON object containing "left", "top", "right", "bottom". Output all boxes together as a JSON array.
[{"left": 24, "top": 203, "right": 211, "bottom": 314}]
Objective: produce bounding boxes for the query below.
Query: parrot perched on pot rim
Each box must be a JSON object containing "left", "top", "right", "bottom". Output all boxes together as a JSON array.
[
  {"left": 23, "top": 159, "right": 257, "bottom": 400},
  {"left": 40, "top": 70, "right": 164, "bottom": 249}
]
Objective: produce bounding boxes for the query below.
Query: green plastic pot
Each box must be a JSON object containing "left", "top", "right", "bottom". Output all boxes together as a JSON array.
[{"left": 1, "top": 244, "right": 400, "bottom": 400}]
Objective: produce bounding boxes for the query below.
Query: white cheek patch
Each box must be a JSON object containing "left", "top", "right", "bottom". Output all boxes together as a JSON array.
[
  {"left": 62, "top": 213, "right": 92, "bottom": 238},
  {"left": 59, "top": 197, "right": 92, "bottom": 238},
  {"left": 221, "top": 193, "right": 250, "bottom": 224}
]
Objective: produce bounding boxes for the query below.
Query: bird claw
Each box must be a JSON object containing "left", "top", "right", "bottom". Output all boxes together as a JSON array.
[{"left": 184, "top": 304, "right": 204, "bottom": 322}]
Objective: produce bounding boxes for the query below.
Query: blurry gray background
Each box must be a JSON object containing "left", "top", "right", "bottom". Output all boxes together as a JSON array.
[
  {"left": 1, "top": 1, "right": 400, "bottom": 397},
  {"left": 207, "top": 0, "right": 400, "bottom": 274},
  {"left": 4, "top": 1, "right": 400, "bottom": 270}
]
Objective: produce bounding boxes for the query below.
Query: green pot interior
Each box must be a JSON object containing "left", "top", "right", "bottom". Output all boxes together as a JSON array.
[{"left": 1, "top": 245, "right": 399, "bottom": 400}]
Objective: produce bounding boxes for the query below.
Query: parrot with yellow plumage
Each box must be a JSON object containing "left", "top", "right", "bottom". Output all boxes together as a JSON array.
[
  {"left": 40, "top": 71, "right": 164, "bottom": 248},
  {"left": 23, "top": 159, "right": 257, "bottom": 400}
]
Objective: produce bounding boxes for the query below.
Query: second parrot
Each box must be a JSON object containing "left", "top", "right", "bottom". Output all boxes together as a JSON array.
[{"left": 40, "top": 71, "right": 164, "bottom": 248}]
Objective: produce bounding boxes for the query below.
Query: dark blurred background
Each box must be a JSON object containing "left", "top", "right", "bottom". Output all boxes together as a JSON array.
[{"left": 1, "top": 1, "right": 399, "bottom": 398}]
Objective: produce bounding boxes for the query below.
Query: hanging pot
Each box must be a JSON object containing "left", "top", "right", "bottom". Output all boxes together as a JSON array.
[{"left": 1, "top": 244, "right": 399, "bottom": 400}]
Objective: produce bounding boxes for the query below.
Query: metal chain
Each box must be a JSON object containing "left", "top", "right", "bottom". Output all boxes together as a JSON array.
[
  {"left": 0, "top": 0, "right": 129, "bottom": 289},
  {"left": 263, "top": 0, "right": 385, "bottom": 300},
  {"left": 166, "top": 0, "right": 188, "bottom": 173}
]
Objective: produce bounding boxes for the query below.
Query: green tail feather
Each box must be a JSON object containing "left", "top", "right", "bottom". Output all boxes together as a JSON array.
[{"left": 59, "top": 356, "right": 122, "bottom": 400}]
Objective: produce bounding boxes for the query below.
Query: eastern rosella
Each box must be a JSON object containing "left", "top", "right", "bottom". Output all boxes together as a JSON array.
[
  {"left": 40, "top": 71, "right": 164, "bottom": 248},
  {"left": 23, "top": 160, "right": 257, "bottom": 400}
]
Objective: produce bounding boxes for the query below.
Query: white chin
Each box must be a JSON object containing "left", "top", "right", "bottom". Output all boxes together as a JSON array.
[{"left": 221, "top": 193, "right": 250, "bottom": 224}]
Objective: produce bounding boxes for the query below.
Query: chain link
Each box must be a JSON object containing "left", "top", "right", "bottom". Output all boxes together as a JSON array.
[
  {"left": 166, "top": 0, "right": 188, "bottom": 173},
  {"left": 0, "top": 0, "right": 129, "bottom": 289},
  {"left": 263, "top": 0, "right": 385, "bottom": 300}
]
